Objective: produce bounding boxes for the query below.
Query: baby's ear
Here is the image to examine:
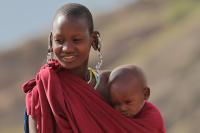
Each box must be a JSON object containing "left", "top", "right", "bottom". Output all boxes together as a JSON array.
[{"left": 144, "top": 87, "right": 150, "bottom": 100}]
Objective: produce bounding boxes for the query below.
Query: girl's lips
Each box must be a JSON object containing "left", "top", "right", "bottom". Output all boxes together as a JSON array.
[{"left": 62, "top": 56, "right": 76, "bottom": 62}]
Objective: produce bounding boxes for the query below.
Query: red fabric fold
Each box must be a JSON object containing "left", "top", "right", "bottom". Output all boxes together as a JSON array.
[{"left": 22, "top": 61, "right": 163, "bottom": 133}]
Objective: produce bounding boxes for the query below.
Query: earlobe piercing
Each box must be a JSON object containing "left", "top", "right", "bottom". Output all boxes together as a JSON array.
[{"left": 47, "top": 33, "right": 55, "bottom": 62}]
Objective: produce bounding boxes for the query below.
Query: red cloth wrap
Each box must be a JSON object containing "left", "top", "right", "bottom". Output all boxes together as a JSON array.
[{"left": 22, "top": 60, "right": 165, "bottom": 133}]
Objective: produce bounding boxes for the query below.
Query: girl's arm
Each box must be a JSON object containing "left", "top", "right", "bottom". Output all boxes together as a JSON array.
[
  {"left": 96, "top": 70, "right": 111, "bottom": 103},
  {"left": 29, "top": 115, "right": 37, "bottom": 133}
]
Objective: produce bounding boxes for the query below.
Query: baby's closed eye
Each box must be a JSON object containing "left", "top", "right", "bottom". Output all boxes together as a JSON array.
[{"left": 124, "top": 100, "right": 132, "bottom": 105}]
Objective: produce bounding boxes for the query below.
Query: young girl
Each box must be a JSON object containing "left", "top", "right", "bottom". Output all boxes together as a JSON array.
[{"left": 22, "top": 3, "right": 161, "bottom": 133}]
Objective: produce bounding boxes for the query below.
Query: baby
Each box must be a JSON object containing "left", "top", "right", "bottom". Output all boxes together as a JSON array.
[{"left": 109, "top": 65, "right": 166, "bottom": 132}]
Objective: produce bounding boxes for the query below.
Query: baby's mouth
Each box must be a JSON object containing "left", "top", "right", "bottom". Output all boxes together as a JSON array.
[
  {"left": 121, "top": 111, "right": 133, "bottom": 117},
  {"left": 121, "top": 112, "right": 129, "bottom": 116}
]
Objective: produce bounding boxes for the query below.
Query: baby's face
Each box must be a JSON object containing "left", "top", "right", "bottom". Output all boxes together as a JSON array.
[{"left": 110, "top": 78, "right": 145, "bottom": 117}]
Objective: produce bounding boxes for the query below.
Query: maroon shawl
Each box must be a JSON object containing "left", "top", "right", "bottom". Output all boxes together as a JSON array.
[{"left": 22, "top": 61, "right": 161, "bottom": 133}]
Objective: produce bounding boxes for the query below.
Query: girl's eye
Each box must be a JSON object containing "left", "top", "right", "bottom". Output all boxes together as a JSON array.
[
  {"left": 55, "top": 40, "right": 64, "bottom": 45},
  {"left": 73, "top": 38, "right": 82, "bottom": 43}
]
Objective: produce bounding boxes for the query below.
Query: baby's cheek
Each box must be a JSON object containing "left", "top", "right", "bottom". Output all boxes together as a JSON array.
[
  {"left": 129, "top": 104, "right": 140, "bottom": 113},
  {"left": 113, "top": 105, "right": 120, "bottom": 111}
]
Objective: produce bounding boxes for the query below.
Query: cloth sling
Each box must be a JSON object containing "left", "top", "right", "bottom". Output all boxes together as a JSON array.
[{"left": 22, "top": 60, "right": 160, "bottom": 133}]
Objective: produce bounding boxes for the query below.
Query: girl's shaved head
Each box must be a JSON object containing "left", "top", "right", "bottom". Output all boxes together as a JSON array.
[{"left": 53, "top": 3, "right": 94, "bottom": 33}]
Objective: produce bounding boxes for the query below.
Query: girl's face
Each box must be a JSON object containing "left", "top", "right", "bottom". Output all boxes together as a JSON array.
[{"left": 52, "top": 15, "right": 93, "bottom": 70}]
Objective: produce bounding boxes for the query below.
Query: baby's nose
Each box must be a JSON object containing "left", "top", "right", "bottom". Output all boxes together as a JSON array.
[{"left": 119, "top": 104, "right": 127, "bottom": 112}]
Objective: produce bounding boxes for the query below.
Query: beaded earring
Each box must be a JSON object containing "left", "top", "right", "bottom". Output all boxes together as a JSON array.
[
  {"left": 47, "top": 33, "right": 55, "bottom": 62},
  {"left": 95, "top": 33, "right": 103, "bottom": 73}
]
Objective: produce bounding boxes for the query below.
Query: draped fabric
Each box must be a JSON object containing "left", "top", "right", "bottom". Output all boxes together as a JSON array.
[
  {"left": 22, "top": 61, "right": 164, "bottom": 133},
  {"left": 132, "top": 102, "right": 166, "bottom": 133}
]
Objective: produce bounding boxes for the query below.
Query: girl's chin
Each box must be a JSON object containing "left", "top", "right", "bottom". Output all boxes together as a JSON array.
[
  {"left": 59, "top": 61, "right": 85, "bottom": 70},
  {"left": 60, "top": 62, "right": 78, "bottom": 69},
  {"left": 57, "top": 57, "right": 88, "bottom": 69}
]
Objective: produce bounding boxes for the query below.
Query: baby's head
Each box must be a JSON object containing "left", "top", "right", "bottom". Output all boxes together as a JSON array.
[{"left": 109, "top": 65, "right": 150, "bottom": 117}]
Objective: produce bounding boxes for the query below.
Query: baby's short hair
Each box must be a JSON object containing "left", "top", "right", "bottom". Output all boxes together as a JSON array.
[
  {"left": 54, "top": 3, "right": 94, "bottom": 33},
  {"left": 109, "top": 65, "right": 147, "bottom": 88}
]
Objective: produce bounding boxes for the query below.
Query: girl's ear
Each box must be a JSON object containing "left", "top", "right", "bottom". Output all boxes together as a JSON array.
[
  {"left": 144, "top": 87, "right": 150, "bottom": 100},
  {"left": 91, "top": 31, "right": 100, "bottom": 51}
]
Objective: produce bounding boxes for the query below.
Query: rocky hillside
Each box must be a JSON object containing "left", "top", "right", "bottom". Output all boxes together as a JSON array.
[{"left": 0, "top": 0, "right": 200, "bottom": 132}]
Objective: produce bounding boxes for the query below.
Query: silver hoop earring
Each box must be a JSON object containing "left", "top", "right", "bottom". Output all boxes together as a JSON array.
[
  {"left": 47, "top": 50, "right": 54, "bottom": 62},
  {"left": 95, "top": 34, "right": 103, "bottom": 73}
]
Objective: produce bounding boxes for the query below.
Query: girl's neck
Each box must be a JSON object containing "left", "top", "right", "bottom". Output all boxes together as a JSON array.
[{"left": 69, "top": 62, "right": 89, "bottom": 81}]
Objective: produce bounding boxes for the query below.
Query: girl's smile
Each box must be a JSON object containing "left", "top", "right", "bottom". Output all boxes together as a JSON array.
[{"left": 62, "top": 55, "right": 77, "bottom": 63}]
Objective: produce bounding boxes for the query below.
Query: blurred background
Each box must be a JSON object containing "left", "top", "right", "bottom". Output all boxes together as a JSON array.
[{"left": 0, "top": 0, "right": 200, "bottom": 132}]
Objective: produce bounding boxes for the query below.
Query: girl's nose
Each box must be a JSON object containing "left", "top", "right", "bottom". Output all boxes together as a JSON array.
[{"left": 62, "top": 42, "right": 74, "bottom": 52}]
